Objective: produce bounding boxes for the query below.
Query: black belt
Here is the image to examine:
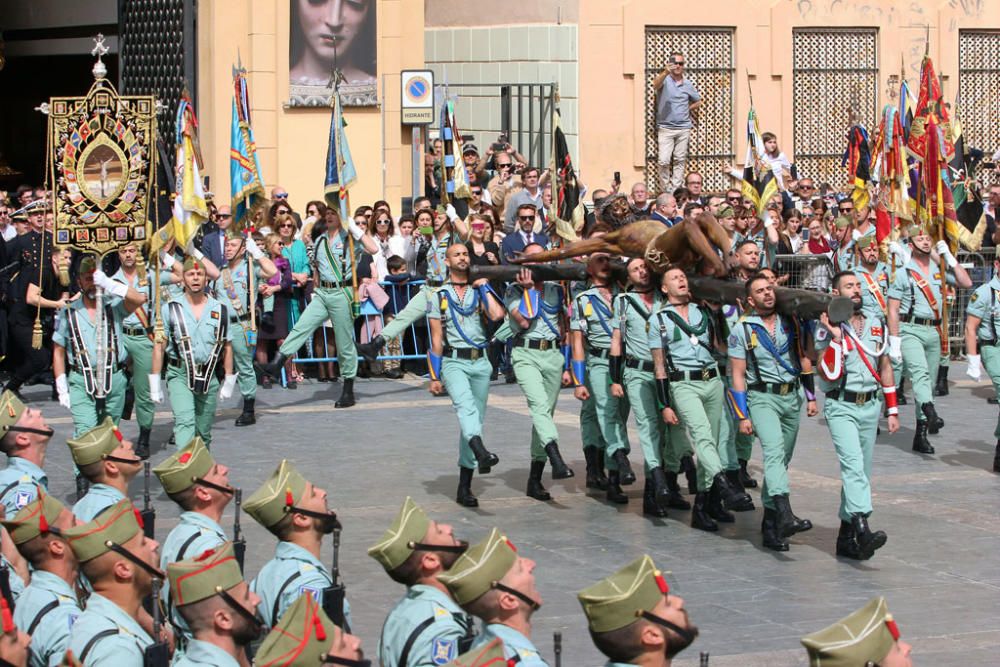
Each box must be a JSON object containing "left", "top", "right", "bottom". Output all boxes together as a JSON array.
[
  {"left": 588, "top": 348, "right": 610, "bottom": 360},
  {"left": 979, "top": 338, "right": 998, "bottom": 348},
  {"left": 318, "top": 279, "right": 351, "bottom": 289},
  {"left": 826, "top": 389, "right": 879, "bottom": 405},
  {"left": 167, "top": 358, "right": 186, "bottom": 369},
  {"left": 901, "top": 314, "right": 941, "bottom": 326},
  {"left": 669, "top": 367, "right": 719, "bottom": 382},
  {"left": 625, "top": 358, "right": 654, "bottom": 373},
  {"left": 444, "top": 348, "right": 484, "bottom": 360},
  {"left": 230, "top": 313, "right": 251, "bottom": 324},
  {"left": 513, "top": 337, "right": 557, "bottom": 351},
  {"left": 123, "top": 326, "right": 149, "bottom": 337},
  {"left": 748, "top": 380, "right": 800, "bottom": 395},
  {"left": 426, "top": 279, "right": 445, "bottom": 287},
  {"left": 70, "top": 363, "right": 126, "bottom": 374}
]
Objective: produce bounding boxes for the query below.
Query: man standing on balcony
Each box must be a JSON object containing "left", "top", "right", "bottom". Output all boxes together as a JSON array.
[{"left": 652, "top": 51, "right": 702, "bottom": 194}]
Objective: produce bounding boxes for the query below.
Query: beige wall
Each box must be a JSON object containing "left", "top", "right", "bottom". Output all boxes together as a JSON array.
[
  {"left": 425, "top": 0, "right": 578, "bottom": 27},
  {"left": 197, "top": 0, "right": 424, "bottom": 210},
  {"left": 579, "top": 0, "right": 1000, "bottom": 193}
]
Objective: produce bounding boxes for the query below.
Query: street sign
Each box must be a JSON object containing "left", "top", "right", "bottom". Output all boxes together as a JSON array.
[{"left": 401, "top": 69, "right": 434, "bottom": 125}]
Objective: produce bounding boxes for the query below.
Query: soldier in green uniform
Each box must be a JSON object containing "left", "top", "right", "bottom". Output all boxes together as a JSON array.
[
  {"left": 245, "top": 460, "right": 351, "bottom": 630},
  {"left": 571, "top": 252, "right": 633, "bottom": 502},
  {"left": 368, "top": 497, "right": 475, "bottom": 667},
  {"left": 816, "top": 272, "right": 899, "bottom": 560},
  {"left": 831, "top": 215, "right": 857, "bottom": 273},
  {"left": 730, "top": 273, "right": 818, "bottom": 551},
  {"left": 438, "top": 528, "right": 547, "bottom": 667},
  {"left": 254, "top": 592, "right": 369, "bottom": 667},
  {"left": 151, "top": 257, "right": 236, "bottom": 449},
  {"left": 3, "top": 491, "right": 81, "bottom": 667},
  {"left": 963, "top": 254, "right": 1000, "bottom": 473},
  {"left": 650, "top": 267, "right": 753, "bottom": 533},
  {"left": 887, "top": 225, "right": 971, "bottom": 454},
  {"left": 216, "top": 229, "right": 276, "bottom": 427},
  {"left": 427, "top": 245, "right": 505, "bottom": 507},
  {"left": 65, "top": 499, "right": 163, "bottom": 665},
  {"left": 52, "top": 256, "right": 147, "bottom": 437},
  {"left": 801, "top": 597, "right": 913, "bottom": 667},
  {"left": 167, "top": 542, "right": 262, "bottom": 667},
  {"left": 0, "top": 390, "right": 53, "bottom": 516},
  {"left": 260, "top": 209, "right": 377, "bottom": 408},
  {"left": 66, "top": 417, "right": 141, "bottom": 521},
  {"left": 578, "top": 554, "right": 700, "bottom": 667},
  {"left": 505, "top": 244, "right": 575, "bottom": 500}
]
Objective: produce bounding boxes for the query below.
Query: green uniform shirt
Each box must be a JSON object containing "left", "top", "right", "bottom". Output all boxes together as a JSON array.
[
  {"left": 159, "top": 512, "right": 228, "bottom": 643},
  {"left": 887, "top": 258, "right": 956, "bottom": 320},
  {"left": 72, "top": 484, "right": 126, "bottom": 523},
  {"left": 967, "top": 277, "right": 1000, "bottom": 342},
  {"left": 110, "top": 267, "right": 172, "bottom": 329},
  {"left": 648, "top": 304, "right": 717, "bottom": 370},
  {"left": 250, "top": 541, "right": 351, "bottom": 629},
  {"left": 52, "top": 297, "right": 129, "bottom": 368},
  {"left": 428, "top": 284, "right": 490, "bottom": 349},
  {"left": 14, "top": 570, "right": 80, "bottom": 667},
  {"left": 613, "top": 292, "right": 655, "bottom": 362},
  {"left": 172, "top": 639, "right": 241, "bottom": 667},
  {"left": 728, "top": 314, "right": 801, "bottom": 384},
  {"left": 377, "top": 585, "right": 475, "bottom": 667},
  {"left": 853, "top": 262, "right": 890, "bottom": 321},
  {"left": 572, "top": 286, "right": 616, "bottom": 351},
  {"left": 313, "top": 230, "right": 356, "bottom": 283},
  {"left": 214, "top": 260, "right": 263, "bottom": 320},
  {"left": 67, "top": 593, "right": 153, "bottom": 665},
  {"left": 504, "top": 283, "right": 564, "bottom": 341},
  {"left": 473, "top": 623, "right": 549, "bottom": 666},
  {"left": 815, "top": 316, "right": 887, "bottom": 394},
  {"left": 425, "top": 234, "right": 454, "bottom": 283},
  {"left": 0, "top": 457, "right": 47, "bottom": 516},
  {"left": 160, "top": 296, "right": 233, "bottom": 364}
]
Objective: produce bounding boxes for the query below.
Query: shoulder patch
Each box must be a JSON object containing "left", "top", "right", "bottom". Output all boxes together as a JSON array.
[
  {"left": 14, "top": 490, "right": 33, "bottom": 509},
  {"left": 68, "top": 613, "right": 79, "bottom": 630},
  {"left": 431, "top": 637, "right": 457, "bottom": 665},
  {"left": 433, "top": 604, "right": 450, "bottom": 618},
  {"left": 815, "top": 326, "right": 829, "bottom": 342},
  {"left": 299, "top": 585, "right": 321, "bottom": 601},
  {"left": 210, "top": 310, "right": 220, "bottom": 319},
  {"left": 728, "top": 333, "right": 739, "bottom": 348},
  {"left": 971, "top": 292, "right": 980, "bottom": 303},
  {"left": 871, "top": 326, "right": 883, "bottom": 337}
]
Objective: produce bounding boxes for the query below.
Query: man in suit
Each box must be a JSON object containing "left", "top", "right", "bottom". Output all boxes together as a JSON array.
[
  {"left": 201, "top": 204, "right": 232, "bottom": 268},
  {"left": 500, "top": 204, "right": 549, "bottom": 264}
]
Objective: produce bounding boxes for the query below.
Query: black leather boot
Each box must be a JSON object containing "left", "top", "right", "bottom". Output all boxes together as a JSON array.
[
  {"left": 715, "top": 472, "right": 754, "bottom": 512},
  {"left": 852, "top": 514, "right": 887, "bottom": 560},
  {"left": 456, "top": 467, "right": 478, "bottom": 507},
  {"left": 994, "top": 441, "right": 1000, "bottom": 473},
  {"left": 680, "top": 454, "right": 697, "bottom": 494},
  {"left": 256, "top": 352, "right": 289, "bottom": 381},
  {"left": 921, "top": 402, "right": 944, "bottom": 434},
  {"left": 664, "top": 471, "right": 691, "bottom": 510},
  {"left": 738, "top": 458, "right": 758, "bottom": 488},
  {"left": 544, "top": 441, "right": 574, "bottom": 479},
  {"left": 643, "top": 475, "right": 668, "bottom": 517},
  {"left": 706, "top": 476, "right": 735, "bottom": 523},
  {"left": 896, "top": 378, "right": 907, "bottom": 404},
  {"left": 725, "top": 468, "right": 744, "bottom": 491},
  {"left": 584, "top": 447, "right": 608, "bottom": 490},
  {"left": 606, "top": 470, "right": 628, "bottom": 504},
  {"left": 357, "top": 335, "right": 385, "bottom": 363},
  {"left": 761, "top": 508, "right": 789, "bottom": 552},
  {"left": 468, "top": 436, "right": 499, "bottom": 474},
  {"left": 835, "top": 520, "right": 862, "bottom": 559},
  {"left": 235, "top": 397, "right": 256, "bottom": 426},
  {"left": 526, "top": 460, "right": 552, "bottom": 501},
  {"left": 335, "top": 378, "right": 356, "bottom": 408},
  {"left": 122, "top": 386, "right": 135, "bottom": 421},
  {"left": 933, "top": 366, "right": 949, "bottom": 396},
  {"left": 912, "top": 417, "right": 935, "bottom": 454},
  {"left": 690, "top": 492, "right": 718, "bottom": 532},
  {"left": 771, "top": 494, "right": 808, "bottom": 538},
  {"left": 135, "top": 427, "right": 151, "bottom": 460},
  {"left": 611, "top": 449, "right": 636, "bottom": 485},
  {"left": 648, "top": 467, "right": 671, "bottom": 512}
]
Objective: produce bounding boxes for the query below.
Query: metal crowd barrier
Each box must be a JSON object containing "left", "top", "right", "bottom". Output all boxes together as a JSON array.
[
  {"left": 773, "top": 253, "right": 834, "bottom": 292},
  {"left": 949, "top": 248, "right": 996, "bottom": 353}
]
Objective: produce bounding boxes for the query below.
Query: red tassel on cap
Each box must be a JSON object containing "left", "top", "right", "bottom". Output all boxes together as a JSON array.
[
  {"left": 134, "top": 508, "right": 145, "bottom": 529},
  {"left": 196, "top": 548, "right": 216, "bottom": 561},
  {"left": 312, "top": 612, "right": 327, "bottom": 641},
  {"left": 38, "top": 511, "right": 49, "bottom": 534},
  {"left": 885, "top": 614, "right": 900, "bottom": 641},
  {"left": 179, "top": 452, "right": 192, "bottom": 464},
  {"left": 113, "top": 428, "right": 123, "bottom": 443},
  {"left": 1, "top": 599, "right": 14, "bottom": 634},
  {"left": 653, "top": 570, "right": 669, "bottom": 595},
  {"left": 504, "top": 537, "right": 517, "bottom": 553},
  {"left": 285, "top": 488, "right": 294, "bottom": 507}
]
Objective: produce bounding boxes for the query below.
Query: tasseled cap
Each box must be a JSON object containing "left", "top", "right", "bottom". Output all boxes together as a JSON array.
[
  {"left": 577, "top": 554, "right": 669, "bottom": 633},
  {"left": 367, "top": 496, "right": 431, "bottom": 573},
  {"left": 243, "top": 460, "right": 309, "bottom": 531},
  {"left": 65, "top": 416, "right": 123, "bottom": 467},
  {"left": 254, "top": 593, "right": 341, "bottom": 666},
  {"left": 167, "top": 542, "right": 244, "bottom": 607},
  {"left": 63, "top": 499, "right": 142, "bottom": 562},
  {"left": 437, "top": 528, "right": 518, "bottom": 606},
  {"left": 153, "top": 436, "right": 216, "bottom": 495},
  {"left": 0, "top": 490, "right": 67, "bottom": 545},
  {"left": 801, "top": 597, "right": 898, "bottom": 667}
]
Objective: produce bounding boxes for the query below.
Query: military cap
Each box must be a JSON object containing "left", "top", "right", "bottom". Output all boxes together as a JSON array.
[
  {"left": 715, "top": 203, "right": 735, "bottom": 219},
  {"left": 65, "top": 416, "right": 124, "bottom": 467},
  {"left": 437, "top": 528, "right": 516, "bottom": 606},
  {"left": 182, "top": 256, "right": 205, "bottom": 272},
  {"left": 856, "top": 234, "right": 877, "bottom": 249},
  {"left": 367, "top": 496, "right": 431, "bottom": 572},
  {"left": 224, "top": 227, "right": 245, "bottom": 242},
  {"left": 78, "top": 255, "right": 98, "bottom": 275},
  {"left": 1, "top": 490, "right": 66, "bottom": 545},
  {"left": 243, "top": 460, "right": 309, "bottom": 529},
  {"left": 153, "top": 436, "right": 215, "bottom": 495},
  {"left": 0, "top": 390, "right": 27, "bottom": 432},
  {"left": 904, "top": 222, "right": 929, "bottom": 238},
  {"left": 168, "top": 541, "right": 244, "bottom": 607},
  {"left": 254, "top": 593, "right": 339, "bottom": 666},
  {"left": 442, "top": 638, "right": 506, "bottom": 666},
  {"left": 801, "top": 597, "right": 899, "bottom": 667},
  {"left": 578, "top": 554, "right": 669, "bottom": 633},
  {"left": 834, "top": 215, "right": 853, "bottom": 230},
  {"left": 63, "top": 499, "right": 142, "bottom": 562}
]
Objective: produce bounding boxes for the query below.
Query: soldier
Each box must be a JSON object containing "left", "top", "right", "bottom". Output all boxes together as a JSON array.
[
  {"left": 426, "top": 245, "right": 505, "bottom": 507},
  {"left": 887, "top": 226, "right": 971, "bottom": 454},
  {"left": 831, "top": 215, "right": 857, "bottom": 273},
  {"left": 801, "top": 597, "right": 912, "bottom": 667},
  {"left": 244, "top": 460, "right": 351, "bottom": 630},
  {"left": 963, "top": 255, "right": 1000, "bottom": 473},
  {"left": 253, "top": 593, "right": 369, "bottom": 667},
  {"left": 167, "top": 542, "right": 262, "bottom": 667},
  {"left": 577, "top": 554, "right": 700, "bottom": 667},
  {"left": 153, "top": 437, "right": 234, "bottom": 642},
  {"left": 853, "top": 234, "right": 903, "bottom": 395},
  {"left": 368, "top": 497, "right": 475, "bottom": 667},
  {"left": 65, "top": 499, "right": 163, "bottom": 664},
  {"left": 3, "top": 491, "right": 81, "bottom": 667},
  {"left": 505, "top": 244, "right": 575, "bottom": 500},
  {"left": 729, "top": 273, "right": 818, "bottom": 551},
  {"left": 816, "top": 272, "right": 899, "bottom": 560},
  {"left": 0, "top": 390, "right": 53, "bottom": 516},
  {"left": 438, "top": 528, "right": 546, "bottom": 666},
  {"left": 215, "top": 229, "right": 276, "bottom": 427},
  {"left": 258, "top": 208, "right": 377, "bottom": 408},
  {"left": 151, "top": 257, "right": 236, "bottom": 450},
  {"left": 66, "top": 417, "right": 142, "bottom": 521},
  {"left": 650, "top": 267, "right": 752, "bottom": 532}
]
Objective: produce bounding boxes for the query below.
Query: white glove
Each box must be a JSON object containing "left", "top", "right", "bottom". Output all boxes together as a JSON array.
[
  {"left": 887, "top": 240, "right": 911, "bottom": 263},
  {"left": 445, "top": 203, "right": 459, "bottom": 222},
  {"left": 55, "top": 374, "right": 71, "bottom": 410},
  {"left": 93, "top": 269, "right": 128, "bottom": 298},
  {"left": 219, "top": 374, "right": 238, "bottom": 400},
  {"left": 966, "top": 354, "right": 983, "bottom": 381},
  {"left": 888, "top": 335, "right": 903, "bottom": 362},
  {"left": 148, "top": 374, "right": 164, "bottom": 403},
  {"left": 935, "top": 240, "right": 958, "bottom": 268},
  {"left": 347, "top": 219, "right": 365, "bottom": 241},
  {"left": 189, "top": 247, "right": 205, "bottom": 262},
  {"left": 852, "top": 229, "right": 863, "bottom": 242},
  {"left": 158, "top": 250, "right": 177, "bottom": 269},
  {"left": 245, "top": 235, "right": 264, "bottom": 260},
  {"left": 763, "top": 216, "right": 774, "bottom": 228}
]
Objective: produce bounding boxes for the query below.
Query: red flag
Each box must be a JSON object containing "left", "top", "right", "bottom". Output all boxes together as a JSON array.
[{"left": 907, "top": 55, "right": 954, "bottom": 161}]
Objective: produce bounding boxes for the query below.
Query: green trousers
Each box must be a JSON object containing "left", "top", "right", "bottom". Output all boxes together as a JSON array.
[
  {"left": 442, "top": 355, "right": 492, "bottom": 469},
  {"left": 380, "top": 286, "right": 430, "bottom": 341},
  {"left": 279, "top": 287, "right": 357, "bottom": 379},
  {"left": 512, "top": 346, "right": 564, "bottom": 461},
  {"left": 825, "top": 397, "right": 880, "bottom": 521},
  {"left": 230, "top": 321, "right": 257, "bottom": 399},
  {"left": 671, "top": 377, "right": 725, "bottom": 491},
  {"left": 720, "top": 376, "right": 754, "bottom": 471},
  {"left": 748, "top": 390, "right": 802, "bottom": 509},
  {"left": 620, "top": 367, "right": 682, "bottom": 473},
  {"left": 581, "top": 356, "right": 629, "bottom": 456},
  {"left": 900, "top": 321, "right": 940, "bottom": 418},
  {"left": 123, "top": 333, "right": 155, "bottom": 430},
  {"left": 69, "top": 370, "right": 126, "bottom": 437},
  {"left": 166, "top": 365, "right": 219, "bottom": 449},
  {"left": 983, "top": 345, "right": 1000, "bottom": 438}
]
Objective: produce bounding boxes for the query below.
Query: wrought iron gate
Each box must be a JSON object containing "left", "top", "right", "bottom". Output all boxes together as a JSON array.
[{"left": 959, "top": 30, "right": 1000, "bottom": 187}]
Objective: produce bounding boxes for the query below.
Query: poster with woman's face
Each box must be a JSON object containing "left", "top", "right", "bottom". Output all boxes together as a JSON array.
[{"left": 289, "top": 0, "right": 377, "bottom": 107}]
